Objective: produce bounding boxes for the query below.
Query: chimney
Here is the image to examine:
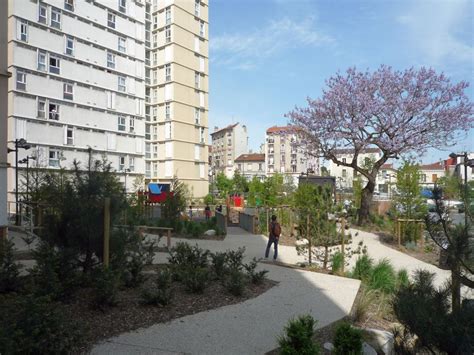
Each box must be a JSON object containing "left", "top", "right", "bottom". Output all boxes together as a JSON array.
[{"left": 214, "top": 126, "right": 218, "bottom": 132}]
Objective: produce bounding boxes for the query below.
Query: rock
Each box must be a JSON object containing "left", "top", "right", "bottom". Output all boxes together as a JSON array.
[
  {"left": 363, "top": 342, "right": 378, "bottom": 355},
  {"left": 204, "top": 229, "right": 216, "bottom": 236},
  {"left": 323, "top": 342, "right": 334, "bottom": 351},
  {"left": 362, "top": 328, "right": 395, "bottom": 355}
]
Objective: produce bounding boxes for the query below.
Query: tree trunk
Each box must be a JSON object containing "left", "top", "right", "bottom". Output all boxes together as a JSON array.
[
  {"left": 358, "top": 179, "right": 375, "bottom": 225},
  {"left": 451, "top": 261, "right": 461, "bottom": 313},
  {"left": 323, "top": 246, "right": 328, "bottom": 270}
]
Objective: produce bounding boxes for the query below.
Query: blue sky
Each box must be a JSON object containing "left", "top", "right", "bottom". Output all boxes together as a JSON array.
[{"left": 209, "top": 0, "right": 473, "bottom": 164}]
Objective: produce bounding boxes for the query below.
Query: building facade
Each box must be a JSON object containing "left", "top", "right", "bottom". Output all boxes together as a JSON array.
[
  {"left": 419, "top": 162, "right": 445, "bottom": 188},
  {"left": 1, "top": 0, "right": 9, "bottom": 237},
  {"left": 144, "top": 0, "right": 209, "bottom": 197},
  {"left": 7, "top": 0, "right": 146, "bottom": 201},
  {"left": 211, "top": 123, "right": 248, "bottom": 178},
  {"left": 234, "top": 153, "right": 265, "bottom": 181},
  {"left": 265, "top": 126, "right": 318, "bottom": 185}
]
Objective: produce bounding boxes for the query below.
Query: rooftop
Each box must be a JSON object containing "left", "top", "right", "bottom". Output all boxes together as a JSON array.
[
  {"left": 211, "top": 123, "right": 239, "bottom": 136},
  {"left": 235, "top": 153, "right": 265, "bottom": 162},
  {"left": 266, "top": 125, "right": 297, "bottom": 134},
  {"left": 333, "top": 147, "right": 381, "bottom": 155},
  {"left": 420, "top": 162, "right": 445, "bottom": 170}
]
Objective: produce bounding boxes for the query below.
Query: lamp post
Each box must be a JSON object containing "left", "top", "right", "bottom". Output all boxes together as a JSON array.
[
  {"left": 449, "top": 152, "right": 474, "bottom": 227},
  {"left": 124, "top": 168, "right": 131, "bottom": 193},
  {"left": 18, "top": 156, "right": 36, "bottom": 203},
  {"left": 7, "top": 138, "right": 31, "bottom": 225}
]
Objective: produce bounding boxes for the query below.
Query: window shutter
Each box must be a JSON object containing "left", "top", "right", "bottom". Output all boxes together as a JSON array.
[
  {"left": 195, "top": 145, "right": 200, "bottom": 160},
  {"left": 63, "top": 126, "right": 68, "bottom": 145},
  {"left": 16, "top": 20, "right": 22, "bottom": 40},
  {"left": 165, "top": 46, "right": 173, "bottom": 62},
  {"left": 107, "top": 133, "right": 116, "bottom": 150},
  {"left": 165, "top": 161, "right": 172, "bottom": 176},
  {"left": 200, "top": 164, "right": 205, "bottom": 178},
  {"left": 128, "top": 78, "right": 136, "bottom": 94},
  {"left": 165, "top": 142, "right": 172, "bottom": 157},
  {"left": 200, "top": 92, "right": 204, "bottom": 107},
  {"left": 15, "top": 119, "right": 26, "bottom": 140},
  {"left": 135, "top": 138, "right": 142, "bottom": 153},
  {"left": 194, "top": 37, "right": 199, "bottom": 52},
  {"left": 135, "top": 23, "right": 143, "bottom": 41},
  {"left": 199, "top": 57, "right": 205, "bottom": 72},
  {"left": 135, "top": 61, "right": 143, "bottom": 78}
]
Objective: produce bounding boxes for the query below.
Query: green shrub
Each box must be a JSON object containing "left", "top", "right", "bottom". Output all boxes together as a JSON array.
[
  {"left": 0, "top": 295, "right": 84, "bottom": 354},
  {"left": 277, "top": 314, "right": 320, "bottom": 355},
  {"left": 141, "top": 268, "right": 173, "bottom": 306},
  {"left": 0, "top": 239, "right": 20, "bottom": 293},
  {"left": 211, "top": 252, "right": 228, "bottom": 279},
  {"left": 350, "top": 254, "right": 373, "bottom": 281},
  {"left": 331, "top": 251, "right": 344, "bottom": 275},
  {"left": 351, "top": 287, "right": 376, "bottom": 323},
  {"left": 93, "top": 267, "right": 122, "bottom": 307},
  {"left": 168, "top": 242, "right": 209, "bottom": 269},
  {"left": 224, "top": 269, "right": 246, "bottom": 296},
  {"left": 368, "top": 259, "right": 396, "bottom": 293},
  {"left": 226, "top": 247, "right": 245, "bottom": 271},
  {"left": 396, "top": 269, "right": 410, "bottom": 289},
  {"left": 243, "top": 258, "right": 268, "bottom": 285},
  {"left": 333, "top": 322, "right": 363, "bottom": 355},
  {"left": 183, "top": 266, "right": 208, "bottom": 294}
]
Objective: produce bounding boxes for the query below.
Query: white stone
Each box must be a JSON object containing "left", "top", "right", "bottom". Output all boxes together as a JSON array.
[
  {"left": 363, "top": 342, "right": 378, "bottom": 355},
  {"left": 204, "top": 229, "right": 216, "bottom": 236},
  {"left": 323, "top": 342, "right": 334, "bottom": 351},
  {"left": 362, "top": 328, "right": 395, "bottom": 355}
]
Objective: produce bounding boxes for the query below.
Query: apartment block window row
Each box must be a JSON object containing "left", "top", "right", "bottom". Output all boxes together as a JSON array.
[
  {"left": 165, "top": 64, "right": 171, "bottom": 81},
  {"left": 165, "top": 7, "right": 172, "bottom": 25},
  {"left": 165, "top": 26, "right": 171, "bottom": 43},
  {"left": 16, "top": 70, "right": 26, "bottom": 91},
  {"left": 49, "top": 149, "right": 61, "bottom": 167},
  {"left": 37, "top": 97, "right": 60, "bottom": 120},
  {"left": 195, "top": 0, "right": 200, "bottom": 17},
  {"left": 118, "top": 116, "right": 136, "bottom": 133},
  {"left": 107, "top": 52, "right": 116, "bottom": 69},
  {"left": 65, "top": 126, "right": 74, "bottom": 145},
  {"left": 37, "top": 50, "right": 61, "bottom": 74}
]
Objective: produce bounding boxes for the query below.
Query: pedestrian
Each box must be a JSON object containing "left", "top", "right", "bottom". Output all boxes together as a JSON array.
[
  {"left": 265, "top": 215, "right": 281, "bottom": 261},
  {"left": 205, "top": 204, "right": 211, "bottom": 220},
  {"left": 188, "top": 205, "right": 193, "bottom": 220},
  {"left": 216, "top": 204, "right": 223, "bottom": 213}
]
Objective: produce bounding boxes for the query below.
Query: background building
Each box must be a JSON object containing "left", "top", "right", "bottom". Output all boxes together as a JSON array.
[
  {"left": 419, "top": 162, "right": 445, "bottom": 188},
  {"left": 234, "top": 153, "right": 265, "bottom": 181},
  {"left": 144, "top": 0, "right": 209, "bottom": 197},
  {"left": 7, "top": 0, "right": 146, "bottom": 202},
  {"left": 1, "top": 0, "right": 9, "bottom": 238},
  {"left": 265, "top": 125, "right": 318, "bottom": 185},
  {"left": 210, "top": 123, "right": 248, "bottom": 178}
]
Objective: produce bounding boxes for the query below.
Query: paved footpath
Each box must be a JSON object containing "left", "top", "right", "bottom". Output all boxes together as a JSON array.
[{"left": 91, "top": 226, "right": 468, "bottom": 354}]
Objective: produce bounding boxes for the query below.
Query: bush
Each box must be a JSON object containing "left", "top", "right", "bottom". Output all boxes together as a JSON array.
[
  {"left": 141, "top": 268, "right": 173, "bottom": 306},
  {"left": 331, "top": 251, "right": 344, "bottom": 275},
  {"left": 350, "top": 254, "right": 373, "bottom": 281},
  {"left": 226, "top": 247, "right": 245, "bottom": 272},
  {"left": 0, "top": 239, "right": 20, "bottom": 293},
  {"left": 210, "top": 252, "right": 228, "bottom": 279},
  {"left": 243, "top": 258, "right": 268, "bottom": 285},
  {"left": 224, "top": 269, "right": 246, "bottom": 296},
  {"left": 183, "top": 266, "right": 208, "bottom": 294},
  {"left": 93, "top": 267, "right": 121, "bottom": 307},
  {"left": 333, "top": 322, "right": 363, "bottom": 355},
  {"left": 368, "top": 258, "right": 396, "bottom": 293},
  {"left": 351, "top": 287, "right": 376, "bottom": 323},
  {"left": 168, "top": 242, "right": 209, "bottom": 269},
  {"left": 0, "top": 295, "right": 84, "bottom": 354},
  {"left": 396, "top": 269, "right": 409, "bottom": 289},
  {"left": 277, "top": 314, "right": 320, "bottom": 355}
]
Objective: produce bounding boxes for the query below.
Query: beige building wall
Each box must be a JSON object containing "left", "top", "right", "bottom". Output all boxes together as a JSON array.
[{"left": 145, "top": 0, "right": 209, "bottom": 197}]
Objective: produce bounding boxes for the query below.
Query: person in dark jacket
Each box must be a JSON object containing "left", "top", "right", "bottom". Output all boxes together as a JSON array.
[{"left": 265, "top": 215, "right": 281, "bottom": 260}]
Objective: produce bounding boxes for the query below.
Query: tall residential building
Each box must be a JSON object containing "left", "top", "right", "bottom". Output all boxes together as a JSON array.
[
  {"left": 210, "top": 123, "right": 248, "bottom": 178},
  {"left": 144, "top": 0, "right": 209, "bottom": 197},
  {"left": 1, "top": 0, "right": 9, "bottom": 238},
  {"left": 7, "top": 0, "right": 146, "bottom": 201},
  {"left": 265, "top": 125, "right": 318, "bottom": 185}
]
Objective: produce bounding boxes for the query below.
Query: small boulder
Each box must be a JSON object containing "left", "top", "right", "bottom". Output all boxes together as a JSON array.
[
  {"left": 362, "top": 328, "right": 394, "bottom": 355},
  {"left": 323, "top": 342, "right": 334, "bottom": 351},
  {"left": 363, "top": 342, "right": 377, "bottom": 355},
  {"left": 204, "top": 229, "right": 216, "bottom": 236}
]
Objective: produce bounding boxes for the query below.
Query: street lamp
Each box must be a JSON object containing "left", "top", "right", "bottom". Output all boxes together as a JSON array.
[
  {"left": 449, "top": 152, "right": 474, "bottom": 226},
  {"left": 7, "top": 138, "right": 31, "bottom": 225},
  {"left": 124, "top": 168, "right": 131, "bottom": 193},
  {"left": 18, "top": 155, "right": 36, "bottom": 203}
]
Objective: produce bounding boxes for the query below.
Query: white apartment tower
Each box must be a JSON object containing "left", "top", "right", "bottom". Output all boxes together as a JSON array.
[
  {"left": 7, "top": 0, "right": 146, "bottom": 200},
  {"left": 144, "top": 0, "right": 209, "bottom": 197}
]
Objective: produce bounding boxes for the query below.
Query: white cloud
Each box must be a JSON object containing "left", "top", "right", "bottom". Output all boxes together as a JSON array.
[
  {"left": 211, "top": 16, "right": 333, "bottom": 69},
  {"left": 396, "top": 0, "right": 473, "bottom": 64}
]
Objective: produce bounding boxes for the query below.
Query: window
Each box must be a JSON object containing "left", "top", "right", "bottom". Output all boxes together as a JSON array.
[
  {"left": 64, "top": 0, "right": 74, "bottom": 11},
  {"left": 342, "top": 169, "right": 347, "bottom": 178},
  {"left": 152, "top": 70, "right": 157, "bottom": 84},
  {"left": 118, "top": 37, "right": 126, "bottom": 53},
  {"left": 65, "top": 36, "right": 74, "bottom": 55},
  {"left": 165, "top": 122, "right": 171, "bottom": 139},
  {"left": 51, "top": 7, "right": 61, "bottom": 29},
  {"left": 49, "top": 56, "right": 60, "bottom": 74},
  {"left": 49, "top": 149, "right": 60, "bottom": 167},
  {"left": 165, "top": 103, "right": 171, "bottom": 120},
  {"left": 49, "top": 103, "right": 59, "bottom": 120},
  {"left": 152, "top": 126, "right": 158, "bottom": 140},
  {"left": 200, "top": 21, "right": 205, "bottom": 37},
  {"left": 153, "top": 15, "right": 158, "bottom": 29},
  {"left": 195, "top": 72, "right": 200, "bottom": 88},
  {"left": 118, "top": 116, "right": 126, "bottom": 131},
  {"left": 63, "top": 83, "right": 73, "bottom": 100},
  {"left": 37, "top": 98, "right": 46, "bottom": 118},
  {"left": 129, "top": 117, "right": 135, "bottom": 133},
  {"left": 145, "top": 162, "right": 151, "bottom": 178},
  {"left": 432, "top": 174, "right": 438, "bottom": 183},
  {"left": 165, "top": 26, "right": 171, "bottom": 43},
  {"left": 200, "top": 127, "right": 205, "bottom": 143},
  {"left": 36, "top": 50, "right": 47, "bottom": 72},
  {"left": 152, "top": 52, "right": 157, "bottom": 65},
  {"left": 145, "top": 142, "right": 151, "bottom": 158},
  {"left": 18, "top": 20, "right": 28, "bottom": 42},
  {"left": 165, "top": 64, "right": 171, "bottom": 81},
  {"left": 107, "top": 12, "right": 115, "bottom": 28},
  {"left": 259, "top": 163, "right": 263, "bottom": 171},
  {"left": 194, "top": 108, "right": 200, "bottom": 124},
  {"left": 118, "top": 0, "right": 126, "bottom": 13},
  {"left": 292, "top": 165, "right": 297, "bottom": 173},
  {"left": 39, "top": 4, "right": 47, "bottom": 24},
  {"left": 165, "top": 7, "right": 171, "bottom": 24},
  {"left": 153, "top": 144, "right": 158, "bottom": 158},
  {"left": 118, "top": 76, "right": 126, "bottom": 92},
  {"left": 119, "top": 156, "right": 125, "bottom": 171},
  {"left": 421, "top": 174, "right": 427, "bottom": 183},
  {"left": 152, "top": 33, "right": 157, "bottom": 47},
  {"left": 66, "top": 126, "right": 74, "bottom": 145},
  {"left": 153, "top": 162, "right": 158, "bottom": 177},
  {"left": 16, "top": 70, "right": 26, "bottom": 90},
  {"left": 107, "top": 52, "right": 115, "bottom": 69},
  {"left": 195, "top": 0, "right": 200, "bottom": 16},
  {"left": 342, "top": 158, "right": 346, "bottom": 164},
  {"left": 129, "top": 157, "right": 135, "bottom": 172}
]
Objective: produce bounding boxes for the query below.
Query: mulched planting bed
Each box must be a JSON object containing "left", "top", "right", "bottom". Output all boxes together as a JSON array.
[{"left": 62, "top": 265, "right": 276, "bottom": 353}]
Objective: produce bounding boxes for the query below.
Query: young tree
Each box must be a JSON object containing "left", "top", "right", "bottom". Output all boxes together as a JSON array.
[
  {"left": 215, "top": 172, "right": 234, "bottom": 199},
  {"left": 232, "top": 170, "right": 249, "bottom": 194},
  {"left": 161, "top": 177, "right": 187, "bottom": 223},
  {"left": 287, "top": 66, "right": 473, "bottom": 224}
]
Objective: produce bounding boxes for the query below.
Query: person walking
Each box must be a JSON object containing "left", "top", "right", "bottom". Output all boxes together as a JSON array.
[
  {"left": 204, "top": 204, "right": 211, "bottom": 220},
  {"left": 265, "top": 215, "right": 281, "bottom": 261}
]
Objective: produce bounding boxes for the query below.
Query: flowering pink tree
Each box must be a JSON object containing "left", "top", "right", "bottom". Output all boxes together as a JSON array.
[{"left": 287, "top": 66, "right": 473, "bottom": 224}]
